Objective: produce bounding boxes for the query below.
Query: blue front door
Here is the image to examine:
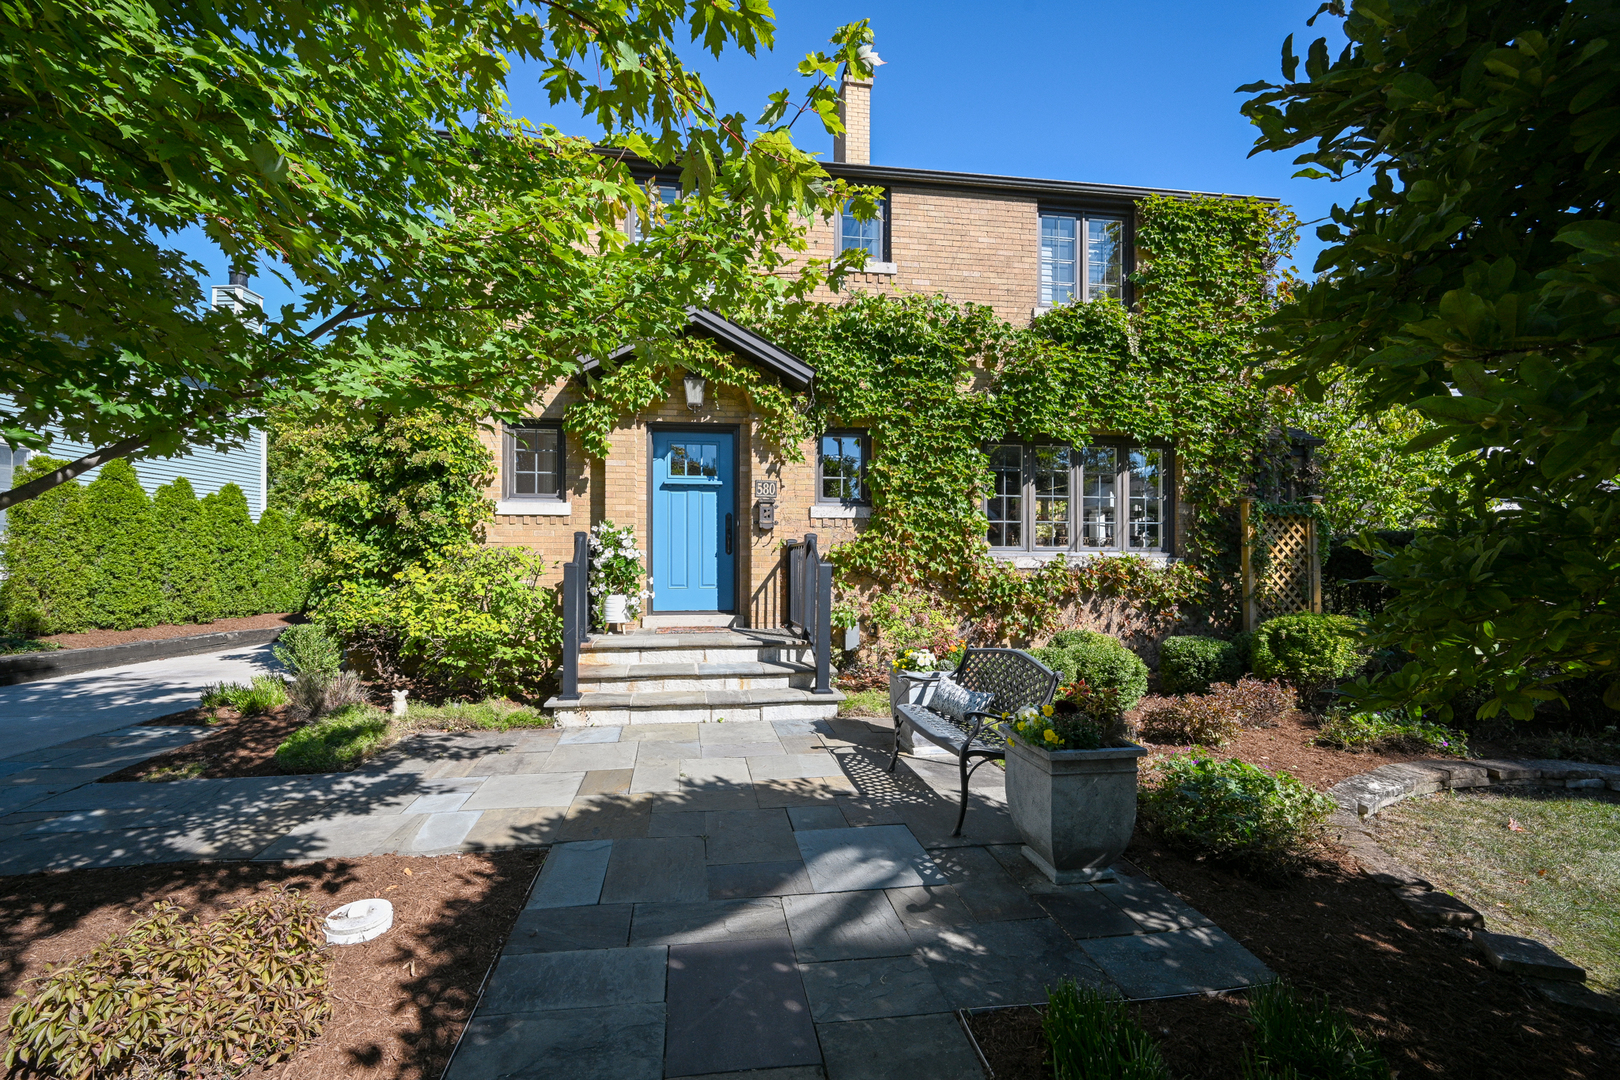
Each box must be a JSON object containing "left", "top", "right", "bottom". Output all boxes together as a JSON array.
[{"left": 651, "top": 430, "right": 736, "bottom": 612}]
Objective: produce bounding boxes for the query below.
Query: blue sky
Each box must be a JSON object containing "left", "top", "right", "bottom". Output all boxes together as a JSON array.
[{"left": 192, "top": 0, "right": 1350, "bottom": 318}]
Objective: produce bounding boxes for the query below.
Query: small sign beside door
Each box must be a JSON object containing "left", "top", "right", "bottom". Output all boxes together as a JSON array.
[{"left": 753, "top": 479, "right": 779, "bottom": 501}]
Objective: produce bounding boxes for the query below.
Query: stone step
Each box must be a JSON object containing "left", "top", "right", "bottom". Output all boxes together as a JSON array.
[
  {"left": 577, "top": 660, "right": 815, "bottom": 693},
  {"left": 544, "top": 686, "right": 843, "bottom": 727},
  {"left": 579, "top": 630, "right": 812, "bottom": 667}
]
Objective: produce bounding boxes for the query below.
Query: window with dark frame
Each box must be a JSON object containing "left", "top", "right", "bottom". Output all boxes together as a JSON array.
[
  {"left": 628, "top": 179, "right": 682, "bottom": 242},
  {"left": 1039, "top": 212, "right": 1124, "bottom": 307},
  {"left": 837, "top": 194, "right": 887, "bottom": 262},
  {"left": 818, "top": 431, "right": 869, "bottom": 504},
  {"left": 506, "top": 422, "right": 564, "bottom": 501},
  {"left": 986, "top": 442, "right": 1171, "bottom": 554}
]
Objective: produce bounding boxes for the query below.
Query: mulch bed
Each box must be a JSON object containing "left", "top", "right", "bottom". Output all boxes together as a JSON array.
[
  {"left": 99, "top": 705, "right": 312, "bottom": 782},
  {"left": 0, "top": 851, "right": 542, "bottom": 1080},
  {"left": 37, "top": 612, "right": 301, "bottom": 651},
  {"left": 969, "top": 708, "right": 1620, "bottom": 1078}
]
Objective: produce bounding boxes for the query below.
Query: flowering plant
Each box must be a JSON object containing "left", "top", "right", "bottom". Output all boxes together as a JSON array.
[
  {"left": 892, "top": 647, "right": 940, "bottom": 672},
  {"left": 588, "top": 520, "right": 650, "bottom": 628},
  {"left": 1003, "top": 680, "right": 1128, "bottom": 751}
]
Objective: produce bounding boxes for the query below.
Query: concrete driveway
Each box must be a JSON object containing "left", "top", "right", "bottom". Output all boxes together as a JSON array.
[{"left": 0, "top": 644, "right": 281, "bottom": 758}]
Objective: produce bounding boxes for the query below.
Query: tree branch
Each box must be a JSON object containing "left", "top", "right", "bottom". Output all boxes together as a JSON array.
[{"left": 0, "top": 434, "right": 152, "bottom": 512}]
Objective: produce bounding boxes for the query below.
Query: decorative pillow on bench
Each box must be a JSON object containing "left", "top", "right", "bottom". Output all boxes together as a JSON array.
[{"left": 929, "top": 675, "right": 994, "bottom": 723}]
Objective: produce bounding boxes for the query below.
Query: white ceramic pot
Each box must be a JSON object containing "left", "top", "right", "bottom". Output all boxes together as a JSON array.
[
  {"left": 603, "top": 593, "right": 630, "bottom": 624},
  {"left": 1005, "top": 738, "right": 1147, "bottom": 884}
]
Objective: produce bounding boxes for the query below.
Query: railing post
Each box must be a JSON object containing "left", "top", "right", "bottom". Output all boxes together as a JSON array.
[
  {"left": 557, "top": 530, "right": 588, "bottom": 702},
  {"left": 813, "top": 550, "right": 834, "bottom": 695}
]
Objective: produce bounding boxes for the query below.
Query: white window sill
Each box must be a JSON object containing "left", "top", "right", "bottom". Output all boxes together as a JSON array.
[
  {"left": 495, "top": 499, "right": 571, "bottom": 516},
  {"left": 849, "top": 261, "right": 897, "bottom": 276},
  {"left": 991, "top": 549, "right": 1176, "bottom": 569},
  {"left": 810, "top": 505, "right": 872, "bottom": 520}
]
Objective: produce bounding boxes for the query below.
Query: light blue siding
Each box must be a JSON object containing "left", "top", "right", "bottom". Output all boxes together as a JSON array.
[{"left": 0, "top": 396, "right": 266, "bottom": 523}]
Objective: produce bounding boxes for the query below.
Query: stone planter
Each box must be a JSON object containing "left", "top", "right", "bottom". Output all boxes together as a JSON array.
[
  {"left": 1005, "top": 738, "right": 1147, "bottom": 884},
  {"left": 888, "top": 670, "right": 948, "bottom": 757},
  {"left": 602, "top": 593, "right": 630, "bottom": 624}
]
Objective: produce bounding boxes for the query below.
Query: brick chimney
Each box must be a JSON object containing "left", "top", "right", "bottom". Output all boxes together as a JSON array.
[{"left": 833, "top": 72, "right": 872, "bottom": 164}]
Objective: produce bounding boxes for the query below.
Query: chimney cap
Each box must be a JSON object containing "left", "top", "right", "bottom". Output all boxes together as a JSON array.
[{"left": 228, "top": 269, "right": 249, "bottom": 288}]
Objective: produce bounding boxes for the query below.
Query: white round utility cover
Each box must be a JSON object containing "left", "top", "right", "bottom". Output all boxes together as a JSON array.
[{"left": 324, "top": 899, "right": 394, "bottom": 944}]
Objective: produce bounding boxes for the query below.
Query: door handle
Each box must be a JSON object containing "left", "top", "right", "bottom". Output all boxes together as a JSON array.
[{"left": 725, "top": 513, "right": 734, "bottom": 555}]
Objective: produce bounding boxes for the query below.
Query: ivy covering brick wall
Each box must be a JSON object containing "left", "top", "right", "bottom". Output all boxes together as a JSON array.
[{"left": 0, "top": 457, "right": 307, "bottom": 635}]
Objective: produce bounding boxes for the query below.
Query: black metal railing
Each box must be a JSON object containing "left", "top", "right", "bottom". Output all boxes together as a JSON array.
[
  {"left": 558, "top": 530, "right": 591, "bottom": 701},
  {"left": 783, "top": 533, "right": 834, "bottom": 695}
]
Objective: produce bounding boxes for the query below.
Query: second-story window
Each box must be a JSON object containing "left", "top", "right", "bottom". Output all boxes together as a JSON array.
[
  {"left": 818, "top": 431, "right": 869, "bottom": 504},
  {"left": 506, "top": 422, "right": 564, "bottom": 501},
  {"left": 838, "top": 195, "right": 887, "bottom": 262},
  {"left": 628, "top": 180, "right": 682, "bottom": 242},
  {"left": 1039, "top": 213, "right": 1124, "bottom": 307}
]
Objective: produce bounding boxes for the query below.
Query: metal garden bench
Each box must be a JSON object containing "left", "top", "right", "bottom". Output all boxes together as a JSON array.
[{"left": 887, "top": 647, "right": 1059, "bottom": 836}]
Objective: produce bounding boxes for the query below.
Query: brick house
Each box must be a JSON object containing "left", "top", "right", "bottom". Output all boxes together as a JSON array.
[{"left": 484, "top": 69, "right": 1226, "bottom": 654}]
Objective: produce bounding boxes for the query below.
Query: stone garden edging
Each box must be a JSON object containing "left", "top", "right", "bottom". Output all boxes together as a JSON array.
[{"left": 1327, "top": 757, "right": 1620, "bottom": 1017}]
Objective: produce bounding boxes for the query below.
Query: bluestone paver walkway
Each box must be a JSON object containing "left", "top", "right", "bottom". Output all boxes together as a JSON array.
[{"left": 0, "top": 712, "right": 1272, "bottom": 1080}]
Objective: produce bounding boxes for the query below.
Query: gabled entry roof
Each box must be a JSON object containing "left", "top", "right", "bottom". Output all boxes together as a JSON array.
[{"left": 584, "top": 307, "right": 815, "bottom": 390}]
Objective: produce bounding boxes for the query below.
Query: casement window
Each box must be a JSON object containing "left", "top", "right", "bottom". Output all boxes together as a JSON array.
[
  {"left": 837, "top": 194, "right": 887, "bottom": 262},
  {"left": 1039, "top": 213, "right": 1125, "bottom": 307},
  {"left": 986, "top": 442, "right": 1171, "bottom": 554},
  {"left": 818, "top": 431, "right": 869, "bottom": 504},
  {"left": 505, "top": 422, "right": 565, "bottom": 501},
  {"left": 627, "top": 179, "right": 682, "bottom": 242}
]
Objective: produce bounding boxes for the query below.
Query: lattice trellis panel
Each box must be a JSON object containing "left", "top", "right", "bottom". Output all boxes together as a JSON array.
[
  {"left": 1257, "top": 516, "right": 1313, "bottom": 619},
  {"left": 1239, "top": 500, "right": 1322, "bottom": 630}
]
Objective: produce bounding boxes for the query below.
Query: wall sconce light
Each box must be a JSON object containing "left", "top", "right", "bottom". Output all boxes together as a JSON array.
[{"left": 683, "top": 374, "right": 707, "bottom": 412}]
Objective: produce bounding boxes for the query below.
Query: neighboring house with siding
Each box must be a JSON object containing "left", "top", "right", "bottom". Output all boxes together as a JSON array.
[
  {"left": 481, "top": 66, "right": 1241, "bottom": 630},
  {"left": 0, "top": 275, "right": 269, "bottom": 532}
]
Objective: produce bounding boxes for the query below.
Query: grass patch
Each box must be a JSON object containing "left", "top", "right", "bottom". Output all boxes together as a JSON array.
[
  {"left": 1243, "top": 980, "right": 1387, "bottom": 1079},
  {"left": 1043, "top": 980, "right": 1169, "bottom": 1079},
  {"left": 1377, "top": 787, "right": 1620, "bottom": 992},
  {"left": 838, "top": 687, "right": 890, "bottom": 718},
  {"left": 401, "top": 698, "right": 553, "bottom": 732},
  {"left": 200, "top": 675, "right": 289, "bottom": 716},
  {"left": 140, "top": 760, "right": 207, "bottom": 783},
  {"left": 274, "top": 705, "right": 392, "bottom": 773},
  {"left": 0, "top": 633, "right": 58, "bottom": 655}
]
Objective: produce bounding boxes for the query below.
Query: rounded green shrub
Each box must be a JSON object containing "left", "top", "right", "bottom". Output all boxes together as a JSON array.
[
  {"left": 1140, "top": 753, "right": 1335, "bottom": 864},
  {"left": 1158, "top": 636, "right": 1243, "bottom": 694},
  {"left": 1251, "top": 614, "right": 1367, "bottom": 693},
  {"left": 1033, "top": 630, "right": 1149, "bottom": 710}
]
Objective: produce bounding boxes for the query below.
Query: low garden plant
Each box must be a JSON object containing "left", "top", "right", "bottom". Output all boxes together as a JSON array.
[
  {"left": 401, "top": 697, "right": 554, "bottom": 732},
  {"left": 200, "top": 675, "right": 290, "bottom": 716},
  {"left": 0, "top": 632, "right": 58, "bottom": 655},
  {"left": 1251, "top": 614, "right": 1367, "bottom": 696},
  {"left": 274, "top": 704, "right": 391, "bottom": 772},
  {"left": 1043, "top": 979, "right": 1170, "bottom": 1080},
  {"left": 1241, "top": 980, "right": 1389, "bottom": 1080},
  {"left": 1316, "top": 709, "right": 1469, "bottom": 757},
  {"left": 1033, "top": 630, "right": 1149, "bottom": 711},
  {"left": 273, "top": 623, "right": 343, "bottom": 679},
  {"left": 1138, "top": 678, "right": 1297, "bottom": 747},
  {"left": 1141, "top": 753, "right": 1335, "bottom": 865},
  {"left": 1159, "top": 635, "right": 1244, "bottom": 694},
  {"left": 3, "top": 887, "right": 330, "bottom": 1079}
]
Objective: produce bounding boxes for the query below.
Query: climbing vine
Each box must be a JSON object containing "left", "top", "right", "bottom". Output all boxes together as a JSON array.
[{"left": 561, "top": 193, "right": 1300, "bottom": 641}]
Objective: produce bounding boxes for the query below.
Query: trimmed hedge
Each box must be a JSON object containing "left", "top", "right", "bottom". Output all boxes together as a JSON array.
[
  {"left": 0, "top": 459, "right": 306, "bottom": 634},
  {"left": 1158, "top": 636, "right": 1244, "bottom": 694},
  {"left": 1033, "top": 629, "right": 1149, "bottom": 711},
  {"left": 1252, "top": 614, "right": 1367, "bottom": 694}
]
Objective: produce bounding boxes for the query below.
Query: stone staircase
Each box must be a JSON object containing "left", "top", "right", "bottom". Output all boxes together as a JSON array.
[{"left": 544, "top": 629, "right": 844, "bottom": 727}]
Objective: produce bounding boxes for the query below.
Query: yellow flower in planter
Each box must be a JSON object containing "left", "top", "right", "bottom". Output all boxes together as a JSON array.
[
  {"left": 1043, "top": 728, "right": 1061, "bottom": 745},
  {"left": 1042, "top": 704, "right": 1054, "bottom": 717}
]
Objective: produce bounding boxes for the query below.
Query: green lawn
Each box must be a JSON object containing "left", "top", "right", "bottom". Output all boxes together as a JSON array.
[
  {"left": 1377, "top": 788, "right": 1620, "bottom": 992},
  {"left": 838, "top": 688, "right": 890, "bottom": 718}
]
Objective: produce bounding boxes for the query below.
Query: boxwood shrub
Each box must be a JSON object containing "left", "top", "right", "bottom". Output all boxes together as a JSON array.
[
  {"left": 1251, "top": 614, "right": 1367, "bottom": 694},
  {"left": 1158, "top": 636, "right": 1244, "bottom": 694},
  {"left": 1033, "top": 630, "right": 1149, "bottom": 711}
]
